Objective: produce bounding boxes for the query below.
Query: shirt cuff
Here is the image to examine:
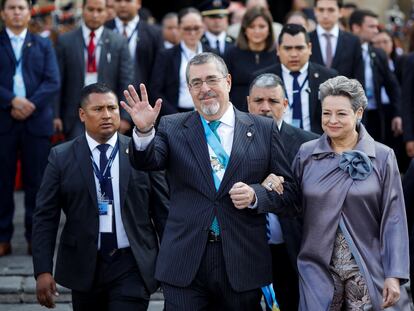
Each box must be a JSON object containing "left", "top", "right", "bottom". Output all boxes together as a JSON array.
[
  {"left": 132, "top": 128, "right": 155, "bottom": 151},
  {"left": 248, "top": 193, "right": 258, "bottom": 209}
]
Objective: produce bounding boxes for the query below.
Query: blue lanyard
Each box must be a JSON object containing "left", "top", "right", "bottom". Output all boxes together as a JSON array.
[
  {"left": 117, "top": 23, "right": 139, "bottom": 44},
  {"left": 90, "top": 140, "right": 119, "bottom": 184}
]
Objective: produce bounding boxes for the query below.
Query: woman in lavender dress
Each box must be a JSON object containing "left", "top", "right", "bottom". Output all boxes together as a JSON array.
[{"left": 292, "top": 76, "right": 410, "bottom": 310}]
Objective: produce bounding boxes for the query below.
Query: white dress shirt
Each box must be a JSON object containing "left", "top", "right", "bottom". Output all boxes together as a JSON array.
[
  {"left": 115, "top": 15, "right": 139, "bottom": 59},
  {"left": 178, "top": 41, "right": 203, "bottom": 110},
  {"left": 86, "top": 132, "right": 130, "bottom": 249},
  {"left": 281, "top": 62, "right": 311, "bottom": 131},
  {"left": 204, "top": 31, "right": 227, "bottom": 55},
  {"left": 316, "top": 24, "right": 339, "bottom": 65}
]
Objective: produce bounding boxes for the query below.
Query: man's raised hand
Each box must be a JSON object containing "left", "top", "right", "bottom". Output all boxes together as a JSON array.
[{"left": 120, "top": 84, "right": 162, "bottom": 132}]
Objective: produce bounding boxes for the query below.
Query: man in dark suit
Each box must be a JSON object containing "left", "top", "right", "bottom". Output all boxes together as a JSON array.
[
  {"left": 247, "top": 73, "right": 318, "bottom": 311},
  {"left": 105, "top": 0, "right": 162, "bottom": 92},
  {"left": 309, "top": 0, "right": 363, "bottom": 82},
  {"left": 32, "top": 83, "right": 169, "bottom": 310},
  {"left": 349, "top": 9, "right": 402, "bottom": 146},
  {"left": 121, "top": 52, "right": 299, "bottom": 310},
  {"left": 55, "top": 0, "right": 133, "bottom": 140},
  {"left": 0, "top": 0, "right": 60, "bottom": 256},
  {"left": 256, "top": 24, "right": 337, "bottom": 134},
  {"left": 199, "top": 0, "right": 234, "bottom": 56}
]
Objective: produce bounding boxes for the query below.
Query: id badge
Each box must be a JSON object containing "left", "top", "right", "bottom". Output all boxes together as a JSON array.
[
  {"left": 85, "top": 72, "right": 98, "bottom": 86},
  {"left": 98, "top": 200, "right": 113, "bottom": 233}
]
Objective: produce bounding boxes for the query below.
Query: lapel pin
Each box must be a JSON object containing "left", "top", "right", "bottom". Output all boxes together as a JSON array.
[
  {"left": 27, "top": 42, "right": 32, "bottom": 47},
  {"left": 247, "top": 131, "right": 252, "bottom": 137},
  {"left": 126, "top": 148, "right": 129, "bottom": 154},
  {"left": 314, "top": 72, "right": 319, "bottom": 78}
]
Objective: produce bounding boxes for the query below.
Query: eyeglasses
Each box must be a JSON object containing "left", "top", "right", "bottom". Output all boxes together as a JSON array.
[
  {"left": 182, "top": 26, "right": 202, "bottom": 33},
  {"left": 188, "top": 76, "right": 227, "bottom": 90}
]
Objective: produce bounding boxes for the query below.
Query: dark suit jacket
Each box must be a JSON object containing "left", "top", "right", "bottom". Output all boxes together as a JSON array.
[
  {"left": 32, "top": 134, "right": 169, "bottom": 293},
  {"left": 149, "top": 43, "right": 213, "bottom": 116},
  {"left": 0, "top": 30, "right": 60, "bottom": 136},
  {"left": 105, "top": 19, "right": 163, "bottom": 87},
  {"left": 402, "top": 53, "right": 414, "bottom": 142},
  {"left": 55, "top": 27, "right": 133, "bottom": 134},
  {"left": 255, "top": 61, "right": 338, "bottom": 134},
  {"left": 200, "top": 33, "right": 235, "bottom": 56},
  {"left": 362, "top": 46, "right": 401, "bottom": 142},
  {"left": 309, "top": 29, "right": 363, "bottom": 82},
  {"left": 130, "top": 109, "right": 300, "bottom": 291}
]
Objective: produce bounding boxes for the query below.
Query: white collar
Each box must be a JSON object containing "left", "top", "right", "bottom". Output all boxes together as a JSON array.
[
  {"left": 180, "top": 41, "right": 202, "bottom": 56},
  {"left": 214, "top": 102, "right": 235, "bottom": 128},
  {"left": 85, "top": 131, "right": 118, "bottom": 152},
  {"left": 316, "top": 24, "right": 339, "bottom": 38},
  {"left": 281, "top": 62, "right": 309, "bottom": 75},
  {"left": 81, "top": 22, "right": 104, "bottom": 42},
  {"left": 361, "top": 42, "right": 369, "bottom": 52},
  {"left": 6, "top": 27, "right": 27, "bottom": 41},
  {"left": 204, "top": 31, "right": 226, "bottom": 42},
  {"left": 115, "top": 15, "right": 139, "bottom": 32}
]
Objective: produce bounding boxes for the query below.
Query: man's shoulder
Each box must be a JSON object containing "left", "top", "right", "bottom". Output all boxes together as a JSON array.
[
  {"left": 339, "top": 30, "right": 360, "bottom": 45},
  {"left": 50, "top": 137, "right": 79, "bottom": 158},
  {"left": 254, "top": 63, "right": 280, "bottom": 77},
  {"left": 309, "top": 61, "right": 338, "bottom": 78},
  {"left": 283, "top": 122, "right": 319, "bottom": 141}
]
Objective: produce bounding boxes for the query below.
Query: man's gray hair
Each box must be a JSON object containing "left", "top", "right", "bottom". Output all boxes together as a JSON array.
[
  {"left": 186, "top": 52, "right": 229, "bottom": 83},
  {"left": 319, "top": 76, "right": 367, "bottom": 111},
  {"left": 249, "top": 73, "right": 287, "bottom": 98}
]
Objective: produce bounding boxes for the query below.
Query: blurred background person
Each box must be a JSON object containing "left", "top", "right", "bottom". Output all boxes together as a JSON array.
[
  {"left": 227, "top": 0, "right": 282, "bottom": 43},
  {"left": 161, "top": 12, "right": 180, "bottom": 49},
  {"left": 372, "top": 28, "right": 409, "bottom": 172},
  {"left": 225, "top": 6, "right": 277, "bottom": 112},
  {"left": 339, "top": 2, "right": 357, "bottom": 31},
  {"left": 106, "top": 0, "right": 162, "bottom": 96},
  {"left": 199, "top": 0, "right": 234, "bottom": 56},
  {"left": 293, "top": 76, "right": 410, "bottom": 310},
  {"left": 54, "top": 0, "right": 133, "bottom": 140},
  {"left": 349, "top": 10, "right": 403, "bottom": 156},
  {"left": 106, "top": 0, "right": 117, "bottom": 21},
  {"left": 309, "top": 0, "right": 363, "bottom": 82},
  {"left": 255, "top": 24, "right": 337, "bottom": 134},
  {"left": 284, "top": 10, "right": 312, "bottom": 32},
  {"left": 150, "top": 7, "right": 212, "bottom": 116},
  {"left": 0, "top": 0, "right": 60, "bottom": 256}
]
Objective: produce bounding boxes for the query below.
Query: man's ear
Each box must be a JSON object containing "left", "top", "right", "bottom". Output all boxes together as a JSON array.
[{"left": 79, "top": 107, "right": 86, "bottom": 123}]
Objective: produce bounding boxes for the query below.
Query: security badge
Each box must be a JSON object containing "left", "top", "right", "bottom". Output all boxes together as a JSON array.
[{"left": 98, "top": 197, "right": 113, "bottom": 233}]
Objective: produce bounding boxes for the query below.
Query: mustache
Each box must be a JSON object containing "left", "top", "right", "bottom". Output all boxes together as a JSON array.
[{"left": 198, "top": 90, "right": 217, "bottom": 100}]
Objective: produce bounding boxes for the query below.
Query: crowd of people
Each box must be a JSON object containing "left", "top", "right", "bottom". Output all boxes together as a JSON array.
[{"left": 1, "top": 0, "right": 414, "bottom": 310}]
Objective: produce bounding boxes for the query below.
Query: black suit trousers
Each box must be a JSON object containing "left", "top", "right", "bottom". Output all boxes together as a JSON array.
[
  {"left": 162, "top": 241, "right": 263, "bottom": 311},
  {"left": 72, "top": 249, "right": 150, "bottom": 311},
  {"left": 0, "top": 123, "right": 50, "bottom": 242},
  {"left": 269, "top": 243, "right": 299, "bottom": 311}
]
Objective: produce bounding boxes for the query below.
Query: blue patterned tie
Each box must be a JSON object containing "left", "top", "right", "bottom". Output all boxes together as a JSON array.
[
  {"left": 209, "top": 121, "right": 221, "bottom": 235},
  {"left": 290, "top": 71, "right": 303, "bottom": 129},
  {"left": 97, "top": 144, "right": 118, "bottom": 259}
]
